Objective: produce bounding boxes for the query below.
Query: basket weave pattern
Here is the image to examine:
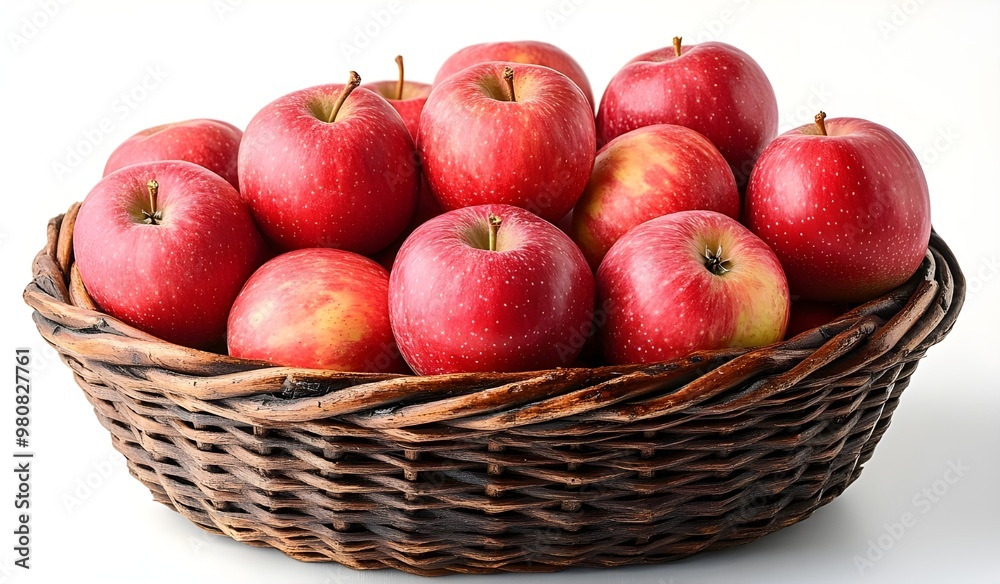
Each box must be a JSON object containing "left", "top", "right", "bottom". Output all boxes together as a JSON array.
[{"left": 24, "top": 203, "right": 964, "bottom": 576}]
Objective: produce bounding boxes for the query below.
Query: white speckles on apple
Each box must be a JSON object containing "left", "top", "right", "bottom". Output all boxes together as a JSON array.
[
  {"left": 389, "top": 204, "right": 594, "bottom": 374},
  {"left": 75, "top": 161, "right": 266, "bottom": 349},
  {"left": 744, "top": 116, "right": 931, "bottom": 302},
  {"left": 239, "top": 83, "right": 418, "bottom": 254},
  {"left": 418, "top": 63, "right": 595, "bottom": 222}
]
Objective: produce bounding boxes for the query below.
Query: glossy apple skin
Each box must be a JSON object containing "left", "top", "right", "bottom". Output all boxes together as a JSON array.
[
  {"left": 434, "top": 40, "right": 595, "bottom": 110},
  {"left": 744, "top": 117, "right": 931, "bottom": 303},
  {"left": 389, "top": 204, "right": 595, "bottom": 375},
  {"left": 360, "top": 80, "right": 432, "bottom": 141},
  {"left": 228, "top": 248, "right": 405, "bottom": 373},
  {"left": 74, "top": 160, "right": 266, "bottom": 351},
  {"left": 596, "top": 41, "right": 778, "bottom": 186},
  {"left": 597, "top": 210, "right": 789, "bottom": 365},
  {"left": 785, "top": 299, "right": 851, "bottom": 339},
  {"left": 104, "top": 118, "right": 243, "bottom": 189},
  {"left": 571, "top": 124, "right": 739, "bottom": 270},
  {"left": 358, "top": 80, "right": 436, "bottom": 268},
  {"left": 418, "top": 62, "right": 596, "bottom": 224},
  {"left": 238, "top": 83, "right": 419, "bottom": 255}
]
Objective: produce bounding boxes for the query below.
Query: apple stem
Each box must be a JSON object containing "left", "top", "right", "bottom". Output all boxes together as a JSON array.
[
  {"left": 502, "top": 66, "right": 516, "bottom": 102},
  {"left": 673, "top": 36, "right": 682, "bottom": 57},
  {"left": 488, "top": 213, "right": 502, "bottom": 251},
  {"left": 394, "top": 55, "right": 405, "bottom": 100},
  {"left": 327, "top": 71, "right": 361, "bottom": 123},
  {"left": 704, "top": 245, "right": 732, "bottom": 276},
  {"left": 142, "top": 179, "right": 162, "bottom": 225},
  {"left": 814, "top": 111, "right": 828, "bottom": 136}
]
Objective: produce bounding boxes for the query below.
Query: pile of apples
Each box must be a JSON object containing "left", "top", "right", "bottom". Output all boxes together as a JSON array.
[{"left": 72, "top": 38, "right": 931, "bottom": 376}]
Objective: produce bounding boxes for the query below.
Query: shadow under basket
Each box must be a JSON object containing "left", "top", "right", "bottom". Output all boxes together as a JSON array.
[{"left": 25, "top": 203, "right": 965, "bottom": 577}]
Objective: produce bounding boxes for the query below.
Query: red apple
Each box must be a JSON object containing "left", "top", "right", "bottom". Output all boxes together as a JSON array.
[
  {"left": 361, "top": 55, "right": 432, "bottom": 141},
  {"left": 597, "top": 210, "right": 789, "bottom": 365},
  {"left": 360, "top": 56, "right": 438, "bottom": 269},
  {"left": 418, "top": 62, "right": 596, "bottom": 223},
  {"left": 785, "top": 299, "right": 851, "bottom": 339},
  {"left": 104, "top": 118, "right": 243, "bottom": 189},
  {"left": 389, "top": 204, "right": 595, "bottom": 375},
  {"left": 744, "top": 113, "right": 931, "bottom": 303},
  {"left": 228, "top": 248, "right": 405, "bottom": 372},
  {"left": 571, "top": 124, "right": 739, "bottom": 270},
  {"left": 596, "top": 37, "right": 778, "bottom": 186},
  {"left": 434, "top": 40, "right": 595, "bottom": 110},
  {"left": 238, "top": 72, "right": 419, "bottom": 255},
  {"left": 74, "top": 160, "right": 266, "bottom": 350}
]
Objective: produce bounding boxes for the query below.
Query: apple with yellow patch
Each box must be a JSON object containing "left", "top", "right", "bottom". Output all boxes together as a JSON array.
[
  {"left": 571, "top": 124, "right": 739, "bottom": 270},
  {"left": 227, "top": 248, "right": 406, "bottom": 372},
  {"left": 597, "top": 210, "right": 789, "bottom": 365}
]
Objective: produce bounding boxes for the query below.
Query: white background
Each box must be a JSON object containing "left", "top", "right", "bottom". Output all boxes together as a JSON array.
[{"left": 2, "top": 0, "right": 998, "bottom": 583}]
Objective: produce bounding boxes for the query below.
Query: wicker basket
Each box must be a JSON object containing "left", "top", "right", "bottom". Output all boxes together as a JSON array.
[{"left": 24, "top": 202, "right": 964, "bottom": 576}]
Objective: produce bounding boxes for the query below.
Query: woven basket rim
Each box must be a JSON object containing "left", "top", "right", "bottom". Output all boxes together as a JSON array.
[{"left": 24, "top": 202, "right": 966, "bottom": 428}]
